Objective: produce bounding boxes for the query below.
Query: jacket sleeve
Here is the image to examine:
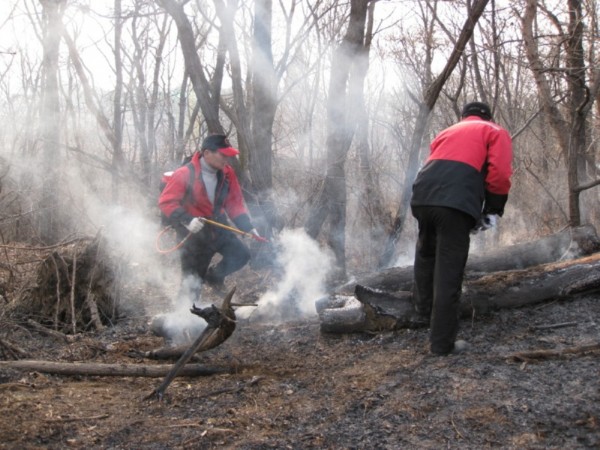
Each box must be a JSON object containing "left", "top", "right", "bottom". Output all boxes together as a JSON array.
[
  {"left": 223, "top": 170, "right": 253, "bottom": 232},
  {"left": 483, "top": 128, "right": 513, "bottom": 216},
  {"left": 158, "top": 167, "right": 194, "bottom": 225}
]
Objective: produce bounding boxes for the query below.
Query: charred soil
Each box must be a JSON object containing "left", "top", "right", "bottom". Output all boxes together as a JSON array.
[{"left": 1, "top": 270, "right": 599, "bottom": 450}]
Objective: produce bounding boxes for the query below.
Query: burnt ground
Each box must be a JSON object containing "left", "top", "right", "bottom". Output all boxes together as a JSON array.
[{"left": 0, "top": 267, "right": 599, "bottom": 450}]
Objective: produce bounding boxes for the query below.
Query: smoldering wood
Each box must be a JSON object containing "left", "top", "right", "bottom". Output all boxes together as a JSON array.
[
  {"left": 319, "top": 252, "right": 600, "bottom": 334},
  {"left": 349, "top": 225, "right": 600, "bottom": 294},
  {"left": 0, "top": 360, "right": 233, "bottom": 377},
  {"left": 148, "top": 287, "right": 237, "bottom": 400}
]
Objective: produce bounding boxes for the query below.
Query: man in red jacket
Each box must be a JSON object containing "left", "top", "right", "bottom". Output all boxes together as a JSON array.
[
  {"left": 159, "top": 134, "right": 258, "bottom": 305},
  {"left": 410, "top": 102, "right": 513, "bottom": 355}
]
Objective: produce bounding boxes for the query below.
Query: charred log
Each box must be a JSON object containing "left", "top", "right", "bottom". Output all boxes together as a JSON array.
[
  {"left": 144, "top": 288, "right": 237, "bottom": 361},
  {"left": 319, "top": 252, "right": 600, "bottom": 333},
  {"left": 350, "top": 225, "right": 600, "bottom": 293},
  {"left": 148, "top": 288, "right": 238, "bottom": 400}
]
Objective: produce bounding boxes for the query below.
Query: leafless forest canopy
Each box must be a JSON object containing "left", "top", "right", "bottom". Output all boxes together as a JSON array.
[{"left": 0, "top": 0, "right": 599, "bottom": 272}]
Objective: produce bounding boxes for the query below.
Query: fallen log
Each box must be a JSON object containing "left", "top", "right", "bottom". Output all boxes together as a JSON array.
[
  {"left": 319, "top": 252, "right": 600, "bottom": 333},
  {"left": 349, "top": 225, "right": 600, "bottom": 293},
  {"left": 0, "top": 360, "right": 233, "bottom": 377},
  {"left": 508, "top": 342, "right": 600, "bottom": 363},
  {"left": 464, "top": 252, "right": 600, "bottom": 313}
]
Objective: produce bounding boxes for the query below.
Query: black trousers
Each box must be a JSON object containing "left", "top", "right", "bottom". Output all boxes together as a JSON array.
[
  {"left": 411, "top": 206, "right": 475, "bottom": 355},
  {"left": 175, "top": 224, "right": 250, "bottom": 303}
]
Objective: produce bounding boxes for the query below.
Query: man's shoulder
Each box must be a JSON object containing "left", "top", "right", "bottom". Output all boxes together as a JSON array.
[{"left": 448, "top": 118, "right": 506, "bottom": 133}]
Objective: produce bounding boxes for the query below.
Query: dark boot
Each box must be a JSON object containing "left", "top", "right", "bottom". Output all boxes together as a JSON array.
[{"left": 204, "top": 267, "right": 226, "bottom": 294}]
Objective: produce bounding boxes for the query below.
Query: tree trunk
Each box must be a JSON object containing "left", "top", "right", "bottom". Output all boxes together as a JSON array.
[
  {"left": 355, "top": 2, "right": 390, "bottom": 265},
  {"left": 112, "top": 0, "right": 124, "bottom": 202},
  {"left": 305, "top": 0, "right": 371, "bottom": 277},
  {"left": 157, "top": 0, "right": 222, "bottom": 133},
  {"left": 248, "top": 0, "right": 279, "bottom": 237},
  {"left": 522, "top": 0, "right": 600, "bottom": 228},
  {"left": 39, "top": 0, "right": 67, "bottom": 244}
]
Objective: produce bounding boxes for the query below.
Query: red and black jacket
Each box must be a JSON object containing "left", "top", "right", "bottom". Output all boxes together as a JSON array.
[
  {"left": 159, "top": 152, "right": 252, "bottom": 232},
  {"left": 411, "top": 116, "right": 513, "bottom": 219}
]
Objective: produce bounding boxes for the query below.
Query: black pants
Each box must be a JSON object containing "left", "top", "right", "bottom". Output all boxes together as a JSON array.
[
  {"left": 411, "top": 206, "right": 475, "bottom": 355},
  {"left": 175, "top": 224, "right": 250, "bottom": 303}
]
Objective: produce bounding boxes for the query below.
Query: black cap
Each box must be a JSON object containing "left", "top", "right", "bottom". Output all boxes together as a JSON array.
[
  {"left": 200, "top": 134, "right": 239, "bottom": 157},
  {"left": 461, "top": 102, "right": 492, "bottom": 120}
]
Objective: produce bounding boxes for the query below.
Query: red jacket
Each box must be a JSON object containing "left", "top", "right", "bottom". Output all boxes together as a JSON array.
[
  {"left": 158, "top": 152, "right": 252, "bottom": 231},
  {"left": 411, "top": 116, "right": 513, "bottom": 219}
]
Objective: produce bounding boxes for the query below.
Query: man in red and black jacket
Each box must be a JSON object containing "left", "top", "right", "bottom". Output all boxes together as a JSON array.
[
  {"left": 159, "top": 134, "right": 259, "bottom": 304},
  {"left": 410, "top": 102, "right": 513, "bottom": 356}
]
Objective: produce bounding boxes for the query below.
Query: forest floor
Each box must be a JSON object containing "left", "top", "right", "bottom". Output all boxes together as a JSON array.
[{"left": 0, "top": 262, "right": 599, "bottom": 450}]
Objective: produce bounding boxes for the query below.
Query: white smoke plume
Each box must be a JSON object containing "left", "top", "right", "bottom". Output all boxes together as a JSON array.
[{"left": 239, "top": 228, "right": 334, "bottom": 322}]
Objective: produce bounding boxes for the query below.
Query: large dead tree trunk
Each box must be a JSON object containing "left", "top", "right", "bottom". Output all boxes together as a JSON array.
[
  {"left": 319, "top": 225, "right": 600, "bottom": 334},
  {"left": 319, "top": 252, "right": 600, "bottom": 334},
  {"left": 349, "top": 225, "right": 600, "bottom": 294}
]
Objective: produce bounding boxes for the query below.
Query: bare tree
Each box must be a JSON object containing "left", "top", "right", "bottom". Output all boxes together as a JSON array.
[
  {"left": 157, "top": 0, "right": 223, "bottom": 133},
  {"left": 305, "top": 0, "right": 373, "bottom": 277},
  {"left": 39, "top": 0, "right": 67, "bottom": 243},
  {"left": 522, "top": 0, "right": 600, "bottom": 227},
  {"left": 112, "top": 0, "right": 124, "bottom": 201}
]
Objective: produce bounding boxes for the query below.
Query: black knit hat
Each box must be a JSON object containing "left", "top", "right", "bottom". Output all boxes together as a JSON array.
[
  {"left": 201, "top": 134, "right": 239, "bottom": 156},
  {"left": 461, "top": 102, "right": 492, "bottom": 120}
]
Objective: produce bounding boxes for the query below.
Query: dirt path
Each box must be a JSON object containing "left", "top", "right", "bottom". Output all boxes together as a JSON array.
[{"left": 1, "top": 292, "right": 599, "bottom": 449}]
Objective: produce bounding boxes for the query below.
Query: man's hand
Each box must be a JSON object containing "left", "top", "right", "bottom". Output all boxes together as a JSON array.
[
  {"left": 185, "top": 217, "right": 204, "bottom": 234},
  {"left": 471, "top": 214, "right": 499, "bottom": 234},
  {"left": 249, "top": 228, "right": 269, "bottom": 243},
  {"left": 480, "top": 214, "right": 498, "bottom": 231}
]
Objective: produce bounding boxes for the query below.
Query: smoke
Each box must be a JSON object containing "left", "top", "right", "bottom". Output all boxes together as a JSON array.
[
  {"left": 147, "top": 273, "right": 208, "bottom": 345},
  {"left": 238, "top": 228, "right": 334, "bottom": 322}
]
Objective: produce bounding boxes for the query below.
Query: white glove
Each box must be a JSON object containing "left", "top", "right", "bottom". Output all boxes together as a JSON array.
[
  {"left": 479, "top": 214, "right": 498, "bottom": 231},
  {"left": 184, "top": 217, "right": 204, "bottom": 234}
]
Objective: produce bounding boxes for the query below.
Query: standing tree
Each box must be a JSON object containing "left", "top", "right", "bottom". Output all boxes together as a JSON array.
[
  {"left": 112, "top": 0, "right": 124, "bottom": 201},
  {"left": 39, "top": 0, "right": 67, "bottom": 243},
  {"left": 157, "top": 0, "right": 223, "bottom": 133},
  {"left": 522, "top": 0, "right": 600, "bottom": 227},
  {"left": 305, "top": 0, "right": 373, "bottom": 277}
]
